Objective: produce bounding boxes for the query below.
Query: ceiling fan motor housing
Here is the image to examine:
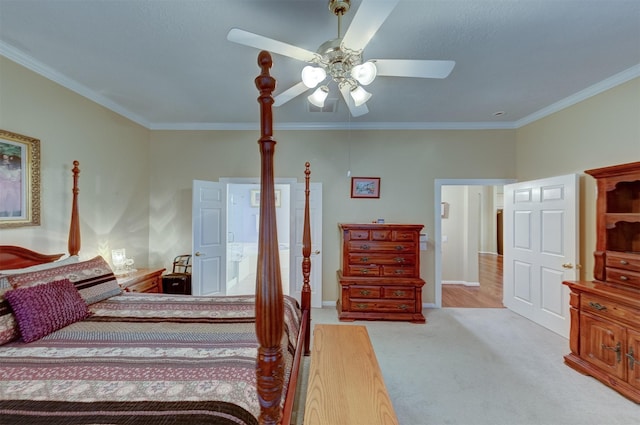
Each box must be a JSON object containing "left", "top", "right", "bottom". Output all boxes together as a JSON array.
[{"left": 316, "top": 38, "right": 363, "bottom": 89}]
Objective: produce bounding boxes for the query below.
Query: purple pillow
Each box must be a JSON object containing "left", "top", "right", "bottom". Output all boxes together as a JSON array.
[{"left": 4, "top": 278, "right": 90, "bottom": 343}]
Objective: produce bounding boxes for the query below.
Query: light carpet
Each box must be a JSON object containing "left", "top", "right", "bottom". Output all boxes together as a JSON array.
[{"left": 292, "top": 307, "right": 639, "bottom": 425}]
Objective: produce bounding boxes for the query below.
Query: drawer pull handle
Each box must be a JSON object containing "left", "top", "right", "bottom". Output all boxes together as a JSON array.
[
  {"left": 398, "top": 304, "right": 409, "bottom": 311},
  {"left": 394, "top": 257, "right": 405, "bottom": 263},
  {"left": 360, "top": 257, "right": 369, "bottom": 262},
  {"left": 355, "top": 303, "right": 368, "bottom": 309},
  {"left": 393, "top": 290, "right": 406, "bottom": 297},
  {"left": 360, "top": 269, "right": 369, "bottom": 275},
  {"left": 601, "top": 342, "right": 621, "bottom": 363},
  {"left": 589, "top": 301, "right": 607, "bottom": 311},
  {"left": 620, "top": 260, "right": 629, "bottom": 265},
  {"left": 395, "top": 245, "right": 404, "bottom": 251},
  {"left": 619, "top": 275, "right": 629, "bottom": 281},
  {"left": 627, "top": 347, "right": 637, "bottom": 371},
  {"left": 359, "top": 290, "right": 371, "bottom": 296},
  {"left": 360, "top": 244, "right": 370, "bottom": 250},
  {"left": 394, "top": 270, "right": 404, "bottom": 275}
]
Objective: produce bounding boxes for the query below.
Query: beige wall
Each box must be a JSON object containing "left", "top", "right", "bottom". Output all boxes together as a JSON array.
[
  {"left": 2, "top": 55, "right": 638, "bottom": 304},
  {"left": 516, "top": 78, "right": 640, "bottom": 281},
  {"left": 149, "top": 129, "right": 517, "bottom": 303},
  {"left": 0, "top": 57, "right": 152, "bottom": 265}
]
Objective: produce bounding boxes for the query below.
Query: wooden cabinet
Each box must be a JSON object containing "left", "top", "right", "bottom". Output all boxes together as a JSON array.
[
  {"left": 563, "top": 161, "right": 640, "bottom": 403},
  {"left": 117, "top": 268, "right": 165, "bottom": 293},
  {"left": 337, "top": 223, "right": 425, "bottom": 323}
]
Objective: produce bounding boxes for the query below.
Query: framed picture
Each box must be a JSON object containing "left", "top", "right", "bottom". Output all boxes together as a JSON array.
[
  {"left": 250, "top": 189, "right": 281, "bottom": 207},
  {"left": 351, "top": 177, "right": 380, "bottom": 199},
  {"left": 0, "top": 129, "right": 40, "bottom": 228}
]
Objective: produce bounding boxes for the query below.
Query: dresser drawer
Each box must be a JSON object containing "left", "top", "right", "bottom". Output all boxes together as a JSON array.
[
  {"left": 350, "top": 299, "right": 416, "bottom": 313},
  {"left": 347, "top": 241, "right": 415, "bottom": 253},
  {"left": 381, "top": 266, "right": 417, "bottom": 277},
  {"left": 580, "top": 293, "right": 640, "bottom": 327},
  {"left": 347, "top": 265, "right": 380, "bottom": 276},
  {"left": 393, "top": 230, "right": 417, "bottom": 242},
  {"left": 606, "top": 251, "right": 640, "bottom": 273},
  {"left": 371, "top": 230, "right": 392, "bottom": 241},
  {"left": 348, "top": 230, "right": 370, "bottom": 240},
  {"left": 127, "top": 278, "right": 160, "bottom": 293},
  {"left": 348, "top": 253, "right": 416, "bottom": 266},
  {"left": 348, "top": 286, "right": 382, "bottom": 299},
  {"left": 382, "top": 286, "right": 415, "bottom": 299},
  {"left": 606, "top": 268, "right": 640, "bottom": 288}
]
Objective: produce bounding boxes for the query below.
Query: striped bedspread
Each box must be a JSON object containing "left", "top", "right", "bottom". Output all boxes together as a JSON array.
[{"left": 0, "top": 294, "right": 302, "bottom": 425}]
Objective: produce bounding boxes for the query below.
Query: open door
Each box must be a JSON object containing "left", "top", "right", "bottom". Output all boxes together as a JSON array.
[
  {"left": 503, "top": 174, "right": 578, "bottom": 337},
  {"left": 192, "top": 180, "right": 226, "bottom": 296}
]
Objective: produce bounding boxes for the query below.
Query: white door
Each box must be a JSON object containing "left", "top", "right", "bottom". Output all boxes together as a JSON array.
[
  {"left": 291, "top": 182, "right": 323, "bottom": 308},
  {"left": 503, "top": 174, "right": 578, "bottom": 337},
  {"left": 192, "top": 180, "right": 226, "bottom": 296}
]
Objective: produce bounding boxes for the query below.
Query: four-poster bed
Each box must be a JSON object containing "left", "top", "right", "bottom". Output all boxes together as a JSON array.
[{"left": 0, "top": 51, "right": 310, "bottom": 424}]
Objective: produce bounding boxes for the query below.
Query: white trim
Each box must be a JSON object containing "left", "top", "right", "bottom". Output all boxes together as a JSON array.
[
  {"left": 3, "top": 39, "right": 637, "bottom": 132},
  {"left": 442, "top": 280, "right": 480, "bottom": 287},
  {"left": 434, "top": 178, "right": 516, "bottom": 308}
]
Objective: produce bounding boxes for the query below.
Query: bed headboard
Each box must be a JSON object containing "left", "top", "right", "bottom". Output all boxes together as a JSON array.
[{"left": 0, "top": 161, "right": 81, "bottom": 271}]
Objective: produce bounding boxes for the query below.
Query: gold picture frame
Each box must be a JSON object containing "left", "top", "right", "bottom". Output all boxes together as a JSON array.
[{"left": 0, "top": 129, "right": 41, "bottom": 228}]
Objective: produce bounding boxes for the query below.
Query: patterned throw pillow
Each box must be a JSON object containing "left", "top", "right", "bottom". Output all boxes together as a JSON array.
[
  {"left": 0, "top": 255, "right": 80, "bottom": 289},
  {"left": 0, "top": 287, "right": 19, "bottom": 345},
  {"left": 4, "top": 279, "right": 90, "bottom": 343},
  {"left": 6, "top": 255, "right": 122, "bottom": 306}
]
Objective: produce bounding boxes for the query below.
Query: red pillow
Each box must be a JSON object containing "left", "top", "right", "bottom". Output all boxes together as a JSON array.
[{"left": 4, "top": 278, "right": 90, "bottom": 343}]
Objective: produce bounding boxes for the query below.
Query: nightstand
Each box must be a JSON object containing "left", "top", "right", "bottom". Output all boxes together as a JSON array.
[{"left": 116, "top": 268, "right": 166, "bottom": 293}]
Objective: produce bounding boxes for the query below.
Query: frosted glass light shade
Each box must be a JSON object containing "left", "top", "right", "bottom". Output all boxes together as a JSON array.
[
  {"left": 301, "top": 66, "right": 327, "bottom": 88},
  {"left": 350, "top": 86, "right": 372, "bottom": 106},
  {"left": 351, "top": 61, "right": 377, "bottom": 85},
  {"left": 308, "top": 86, "right": 329, "bottom": 107}
]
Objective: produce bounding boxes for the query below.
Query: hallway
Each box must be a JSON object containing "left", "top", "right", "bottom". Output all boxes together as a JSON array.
[{"left": 442, "top": 253, "right": 503, "bottom": 308}]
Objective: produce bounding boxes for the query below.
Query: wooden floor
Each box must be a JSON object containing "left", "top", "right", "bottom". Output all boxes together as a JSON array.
[{"left": 442, "top": 253, "right": 504, "bottom": 308}]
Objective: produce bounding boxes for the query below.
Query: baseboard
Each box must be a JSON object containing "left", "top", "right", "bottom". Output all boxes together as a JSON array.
[
  {"left": 442, "top": 280, "right": 480, "bottom": 287},
  {"left": 322, "top": 300, "right": 337, "bottom": 308}
]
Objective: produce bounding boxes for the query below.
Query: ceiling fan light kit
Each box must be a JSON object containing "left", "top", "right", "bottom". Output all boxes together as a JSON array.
[
  {"left": 308, "top": 85, "right": 330, "bottom": 108},
  {"left": 227, "top": 0, "right": 455, "bottom": 117}
]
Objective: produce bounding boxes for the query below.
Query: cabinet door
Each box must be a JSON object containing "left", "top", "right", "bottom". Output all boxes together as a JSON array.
[
  {"left": 628, "top": 329, "right": 640, "bottom": 390},
  {"left": 580, "top": 313, "right": 625, "bottom": 379}
]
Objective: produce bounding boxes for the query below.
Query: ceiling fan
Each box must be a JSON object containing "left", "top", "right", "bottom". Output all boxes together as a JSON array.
[{"left": 227, "top": 0, "right": 455, "bottom": 117}]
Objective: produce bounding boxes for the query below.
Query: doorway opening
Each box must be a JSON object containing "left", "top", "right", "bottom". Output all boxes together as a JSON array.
[
  {"left": 434, "top": 179, "right": 516, "bottom": 308},
  {"left": 226, "top": 182, "right": 291, "bottom": 296}
]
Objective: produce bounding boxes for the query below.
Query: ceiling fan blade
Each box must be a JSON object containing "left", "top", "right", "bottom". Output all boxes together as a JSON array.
[
  {"left": 342, "top": 0, "right": 400, "bottom": 50},
  {"left": 273, "top": 82, "right": 309, "bottom": 107},
  {"left": 227, "top": 28, "right": 317, "bottom": 62},
  {"left": 374, "top": 59, "right": 456, "bottom": 79},
  {"left": 339, "top": 85, "right": 369, "bottom": 117}
]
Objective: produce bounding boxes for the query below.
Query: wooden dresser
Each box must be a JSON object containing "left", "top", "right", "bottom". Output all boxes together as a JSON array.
[
  {"left": 337, "top": 223, "right": 425, "bottom": 323},
  {"left": 117, "top": 268, "right": 165, "bottom": 293},
  {"left": 563, "top": 161, "right": 640, "bottom": 403}
]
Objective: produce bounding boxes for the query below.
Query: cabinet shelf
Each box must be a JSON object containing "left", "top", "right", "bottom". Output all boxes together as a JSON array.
[{"left": 564, "top": 161, "right": 640, "bottom": 403}]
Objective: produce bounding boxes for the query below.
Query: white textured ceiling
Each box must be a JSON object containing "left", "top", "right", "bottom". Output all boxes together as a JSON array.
[{"left": 1, "top": 0, "right": 639, "bottom": 130}]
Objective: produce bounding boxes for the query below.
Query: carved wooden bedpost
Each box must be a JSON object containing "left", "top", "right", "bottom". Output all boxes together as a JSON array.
[
  {"left": 68, "top": 161, "right": 81, "bottom": 256},
  {"left": 301, "top": 162, "right": 312, "bottom": 355},
  {"left": 254, "top": 51, "right": 285, "bottom": 425}
]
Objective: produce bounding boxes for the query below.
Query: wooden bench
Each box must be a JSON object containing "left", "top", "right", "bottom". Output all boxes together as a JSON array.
[{"left": 303, "top": 324, "right": 399, "bottom": 425}]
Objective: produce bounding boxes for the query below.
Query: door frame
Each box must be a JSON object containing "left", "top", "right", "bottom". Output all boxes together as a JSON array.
[{"left": 434, "top": 178, "right": 516, "bottom": 308}]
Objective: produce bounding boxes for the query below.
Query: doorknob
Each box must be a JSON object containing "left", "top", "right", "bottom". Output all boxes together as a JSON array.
[
  {"left": 562, "top": 263, "right": 573, "bottom": 269},
  {"left": 195, "top": 252, "right": 202, "bottom": 257}
]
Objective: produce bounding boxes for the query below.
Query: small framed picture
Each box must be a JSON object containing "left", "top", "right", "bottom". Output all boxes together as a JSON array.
[{"left": 351, "top": 177, "right": 380, "bottom": 199}]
